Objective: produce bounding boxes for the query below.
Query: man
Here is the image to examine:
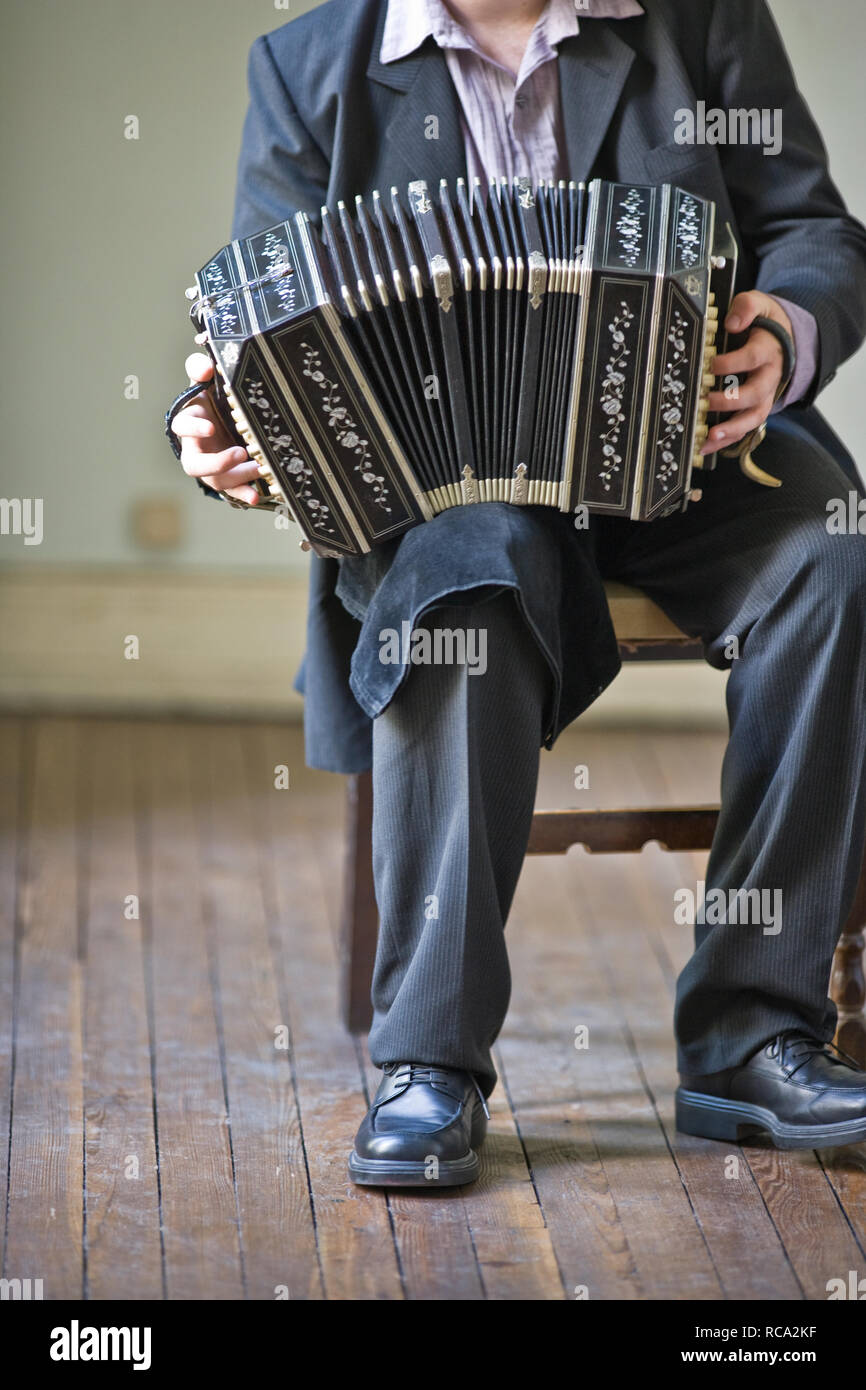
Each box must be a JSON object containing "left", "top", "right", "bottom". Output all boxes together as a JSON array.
[{"left": 172, "top": 0, "right": 866, "bottom": 1187}]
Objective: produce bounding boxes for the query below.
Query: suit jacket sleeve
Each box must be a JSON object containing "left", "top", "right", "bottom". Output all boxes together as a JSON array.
[
  {"left": 231, "top": 32, "right": 331, "bottom": 239},
  {"left": 706, "top": 0, "right": 866, "bottom": 405},
  {"left": 190, "top": 34, "right": 332, "bottom": 505},
  {"left": 227, "top": 30, "right": 371, "bottom": 767}
]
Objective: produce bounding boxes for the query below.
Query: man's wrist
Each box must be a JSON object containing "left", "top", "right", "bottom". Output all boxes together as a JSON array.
[{"left": 765, "top": 295, "right": 820, "bottom": 411}]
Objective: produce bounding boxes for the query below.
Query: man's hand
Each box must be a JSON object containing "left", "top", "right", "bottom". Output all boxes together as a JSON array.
[
  {"left": 701, "top": 291, "right": 794, "bottom": 456},
  {"left": 171, "top": 353, "right": 263, "bottom": 505}
]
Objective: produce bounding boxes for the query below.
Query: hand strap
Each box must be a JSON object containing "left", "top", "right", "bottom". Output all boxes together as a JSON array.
[
  {"left": 751, "top": 313, "right": 797, "bottom": 397},
  {"left": 164, "top": 381, "right": 209, "bottom": 463},
  {"left": 722, "top": 314, "right": 796, "bottom": 488},
  {"left": 163, "top": 378, "right": 282, "bottom": 512}
]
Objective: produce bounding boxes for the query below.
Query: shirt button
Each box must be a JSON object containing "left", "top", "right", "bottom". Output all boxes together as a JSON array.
[{"left": 515, "top": 92, "right": 528, "bottom": 109}]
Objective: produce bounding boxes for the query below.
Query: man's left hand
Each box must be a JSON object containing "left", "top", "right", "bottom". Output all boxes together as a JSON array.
[{"left": 701, "top": 290, "right": 793, "bottom": 456}]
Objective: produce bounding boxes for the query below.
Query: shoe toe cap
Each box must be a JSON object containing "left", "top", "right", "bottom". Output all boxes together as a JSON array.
[{"left": 353, "top": 1117, "right": 472, "bottom": 1164}]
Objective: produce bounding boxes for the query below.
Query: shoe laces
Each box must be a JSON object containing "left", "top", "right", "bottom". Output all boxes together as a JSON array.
[
  {"left": 772, "top": 1033, "right": 861, "bottom": 1077},
  {"left": 385, "top": 1063, "right": 490, "bottom": 1118}
]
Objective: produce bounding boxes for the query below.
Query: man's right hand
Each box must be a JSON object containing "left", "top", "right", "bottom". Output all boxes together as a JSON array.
[{"left": 171, "top": 353, "right": 263, "bottom": 505}]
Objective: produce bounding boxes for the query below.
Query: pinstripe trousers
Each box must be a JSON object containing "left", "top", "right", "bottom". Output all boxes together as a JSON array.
[{"left": 367, "top": 416, "right": 866, "bottom": 1095}]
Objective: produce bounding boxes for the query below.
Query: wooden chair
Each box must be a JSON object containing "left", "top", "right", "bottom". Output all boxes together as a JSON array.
[{"left": 339, "top": 582, "right": 866, "bottom": 1065}]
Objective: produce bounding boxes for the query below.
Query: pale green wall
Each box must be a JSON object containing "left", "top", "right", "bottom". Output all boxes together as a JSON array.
[
  {"left": 767, "top": 0, "right": 866, "bottom": 458},
  {"left": 0, "top": 0, "right": 320, "bottom": 574},
  {"left": 1, "top": 0, "right": 863, "bottom": 574}
]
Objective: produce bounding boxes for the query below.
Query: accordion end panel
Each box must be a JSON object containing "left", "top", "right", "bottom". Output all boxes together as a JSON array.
[
  {"left": 221, "top": 330, "right": 370, "bottom": 557},
  {"left": 194, "top": 222, "right": 430, "bottom": 558},
  {"left": 564, "top": 182, "right": 669, "bottom": 521},
  {"left": 257, "top": 305, "right": 431, "bottom": 557},
  {"left": 635, "top": 194, "right": 737, "bottom": 519},
  {"left": 563, "top": 182, "right": 724, "bottom": 523}
]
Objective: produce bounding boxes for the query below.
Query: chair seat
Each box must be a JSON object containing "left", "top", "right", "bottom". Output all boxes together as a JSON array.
[{"left": 604, "top": 581, "right": 690, "bottom": 643}]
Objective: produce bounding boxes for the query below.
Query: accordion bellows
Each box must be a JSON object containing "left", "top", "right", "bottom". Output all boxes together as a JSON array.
[{"left": 185, "top": 177, "right": 736, "bottom": 556}]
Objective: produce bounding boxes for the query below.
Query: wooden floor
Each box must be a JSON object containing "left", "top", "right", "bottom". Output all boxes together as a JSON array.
[{"left": 1, "top": 714, "right": 865, "bottom": 1301}]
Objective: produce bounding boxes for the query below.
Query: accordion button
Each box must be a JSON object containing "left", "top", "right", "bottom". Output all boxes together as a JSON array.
[{"left": 299, "top": 540, "right": 312, "bottom": 552}]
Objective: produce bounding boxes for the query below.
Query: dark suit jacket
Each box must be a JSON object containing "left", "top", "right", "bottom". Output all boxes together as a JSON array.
[{"left": 228, "top": 0, "right": 866, "bottom": 772}]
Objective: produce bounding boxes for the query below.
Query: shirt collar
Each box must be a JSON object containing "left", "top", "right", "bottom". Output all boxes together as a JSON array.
[{"left": 381, "top": 0, "right": 644, "bottom": 66}]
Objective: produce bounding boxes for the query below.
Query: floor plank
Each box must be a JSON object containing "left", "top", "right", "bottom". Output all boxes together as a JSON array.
[
  {"left": 81, "top": 720, "right": 163, "bottom": 1299},
  {"left": 138, "top": 723, "right": 244, "bottom": 1300},
  {"left": 4, "top": 720, "right": 84, "bottom": 1297},
  {"left": 0, "top": 720, "right": 22, "bottom": 1272},
  {"left": 190, "top": 723, "right": 322, "bottom": 1301}
]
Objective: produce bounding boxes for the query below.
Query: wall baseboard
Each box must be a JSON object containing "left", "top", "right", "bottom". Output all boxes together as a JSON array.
[
  {"left": 0, "top": 565, "right": 728, "bottom": 728},
  {"left": 0, "top": 566, "right": 307, "bottom": 718}
]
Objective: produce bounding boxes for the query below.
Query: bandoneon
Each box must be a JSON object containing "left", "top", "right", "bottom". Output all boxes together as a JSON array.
[{"left": 176, "top": 177, "right": 737, "bottom": 557}]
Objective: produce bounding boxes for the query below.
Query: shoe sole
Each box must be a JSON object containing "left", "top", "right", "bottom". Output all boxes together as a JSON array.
[
  {"left": 347, "top": 1149, "right": 481, "bottom": 1187},
  {"left": 676, "top": 1088, "right": 866, "bottom": 1150}
]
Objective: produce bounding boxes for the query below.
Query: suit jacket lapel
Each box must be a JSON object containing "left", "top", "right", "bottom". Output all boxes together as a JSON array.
[
  {"left": 367, "top": 37, "right": 467, "bottom": 192},
  {"left": 557, "top": 22, "right": 638, "bottom": 184},
  {"left": 364, "top": 8, "right": 638, "bottom": 191}
]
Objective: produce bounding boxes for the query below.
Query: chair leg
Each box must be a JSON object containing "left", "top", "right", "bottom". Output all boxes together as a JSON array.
[
  {"left": 338, "top": 771, "right": 377, "bottom": 1033},
  {"left": 831, "top": 840, "right": 866, "bottom": 1067}
]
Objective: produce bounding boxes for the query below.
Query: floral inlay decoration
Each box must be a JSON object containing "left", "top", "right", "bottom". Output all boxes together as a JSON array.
[
  {"left": 654, "top": 308, "right": 691, "bottom": 491},
  {"left": 598, "top": 300, "right": 636, "bottom": 491},
  {"left": 301, "top": 344, "right": 391, "bottom": 512},
  {"left": 245, "top": 377, "right": 337, "bottom": 537},
  {"left": 616, "top": 189, "right": 645, "bottom": 269},
  {"left": 676, "top": 195, "right": 701, "bottom": 269}
]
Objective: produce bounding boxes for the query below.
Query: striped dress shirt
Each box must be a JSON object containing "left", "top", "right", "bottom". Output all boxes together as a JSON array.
[{"left": 380, "top": 0, "right": 817, "bottom": 406}]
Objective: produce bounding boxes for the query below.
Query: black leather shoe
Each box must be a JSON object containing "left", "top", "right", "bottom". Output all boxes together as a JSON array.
[
  {"left": 676, "top": 1032, "right": 866, "bottom": 1149},
  {"left": 348, "top": 1063, "right": 489, "bottom": 1187}
]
